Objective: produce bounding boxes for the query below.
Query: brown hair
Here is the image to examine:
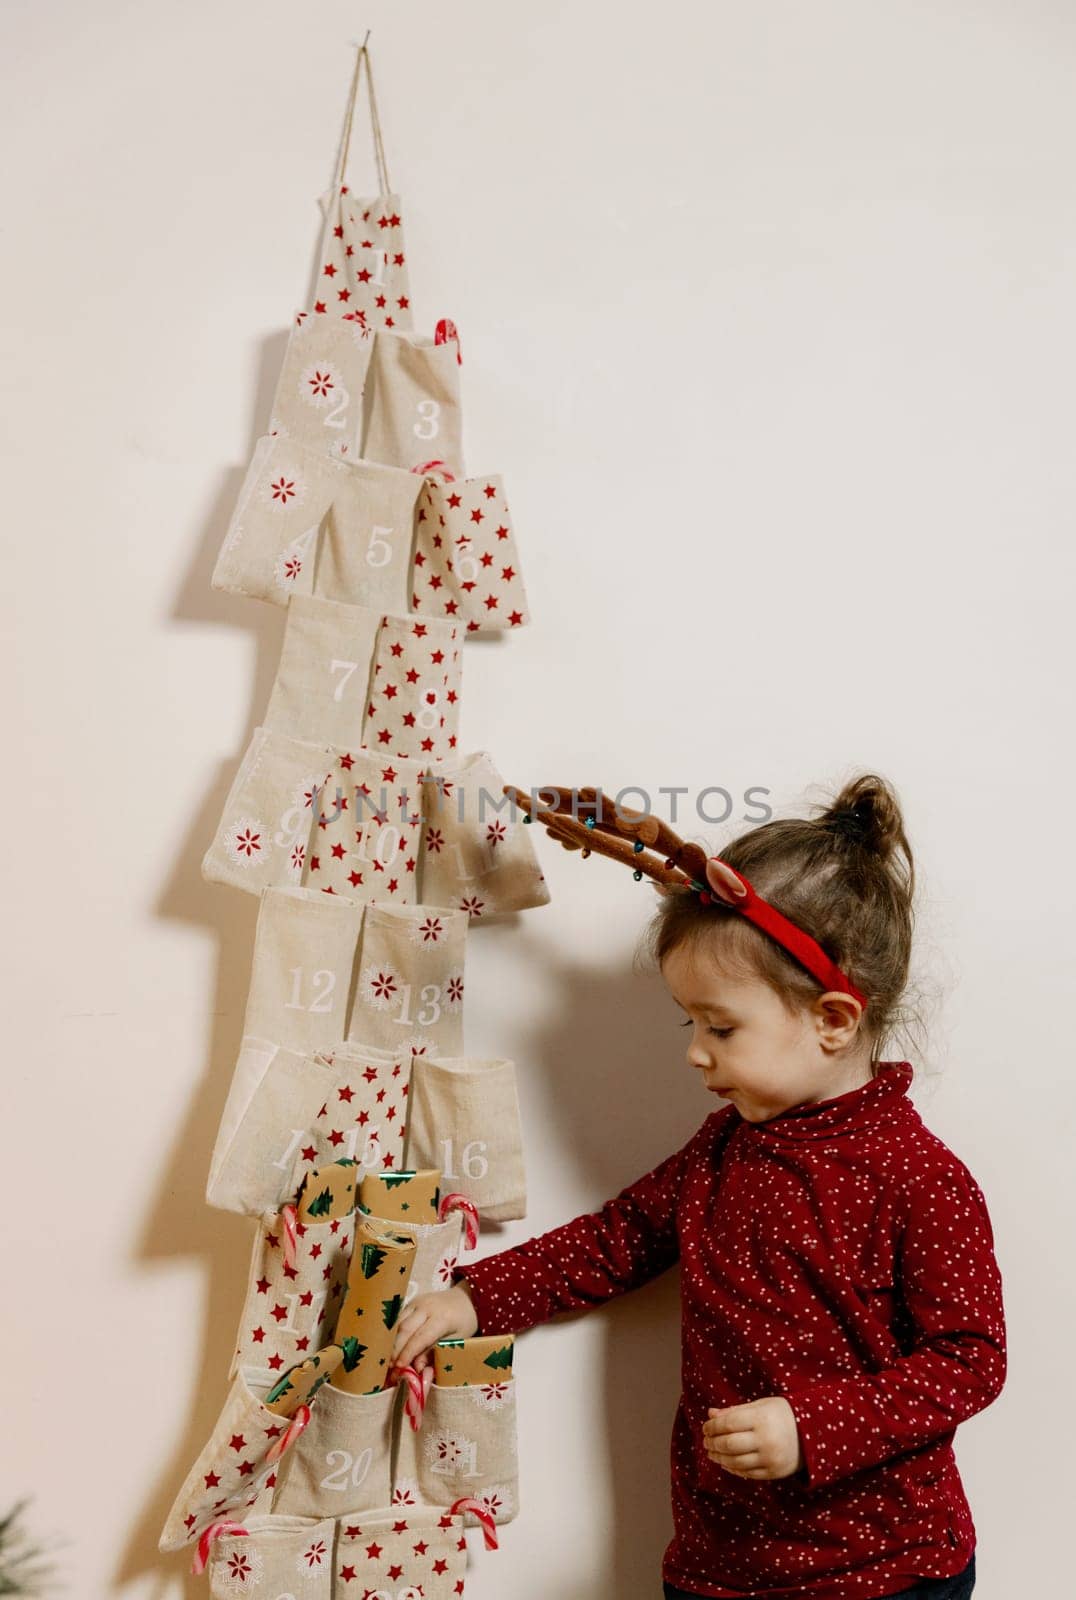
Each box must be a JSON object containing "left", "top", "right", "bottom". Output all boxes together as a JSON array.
[{"left": 643, "top": 773, "right": 917, "bottom": 1068}]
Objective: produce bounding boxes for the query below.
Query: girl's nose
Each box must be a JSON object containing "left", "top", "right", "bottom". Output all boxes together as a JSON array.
[{"left": 686, "top": 1036, "right": 711, "bottom": 1070}]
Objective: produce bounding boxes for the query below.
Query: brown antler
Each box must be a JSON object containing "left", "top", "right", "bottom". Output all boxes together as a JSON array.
[{"left": 504, "top": 784, "right": 711, "bottom": 893}]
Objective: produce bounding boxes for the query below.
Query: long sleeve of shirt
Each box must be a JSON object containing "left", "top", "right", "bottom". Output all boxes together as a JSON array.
[
  {"left": 454, "top": 1114, "right": 718, "bottom": 1334},
  {"left": 783, "top": 1159, "right": 1007, "bottom": 1490}
]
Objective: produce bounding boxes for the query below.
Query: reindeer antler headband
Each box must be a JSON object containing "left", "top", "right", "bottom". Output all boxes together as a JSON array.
[{"left": 506, "top": 785, "right": 867, "bottom": 1009}]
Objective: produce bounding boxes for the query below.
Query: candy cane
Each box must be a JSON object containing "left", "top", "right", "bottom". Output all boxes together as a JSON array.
[
  {"left": 439, "top": 1192, "right": 480, "bottom": 1251},
  {"left": 280, "top": 1203, "right": 298, "bottom": 1270},
  {"left": 190, "top": 1521, "right": 248, "bottom": 1575},
  {"left": 393, "top": 1364, "right": 430, "bottom": 1430},
  {"left": 411, "top": 459, "right": 456, "bottom": 482},
  {"left": 434, "top": 317, "right": 462, "bottom": 365},
  {"left": 265, "top": 1402, "right": 311, "bottom": 1463},
  {"left": 449, "top": 1497, "right": 498, "bottom": 1550}
]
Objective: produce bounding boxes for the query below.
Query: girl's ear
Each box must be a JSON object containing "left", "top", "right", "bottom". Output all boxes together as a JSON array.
[{"left": 705, "top": 858, "right": 748, "bottom": 906}]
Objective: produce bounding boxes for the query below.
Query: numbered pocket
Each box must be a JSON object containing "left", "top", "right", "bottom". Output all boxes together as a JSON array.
[
  {"left": 241, "top": 887, "right": 363, "bottom": 1054},
  {"left": 333, "top": 1505, "right": 468, "bottom": 1599},
  {"left": 270, "top": 1381, "right": 399, "bottom": 1518},
  {"left": 404, "top": 1379, "right": 519, "bottom": 1526},
  {"left": 420, "top": 751, "right": 550, "bottom": 916},
  {"left": 358, "top": 1208, "right": 467, "bottom": 1303},
  {"left": 412, "top": 474, "right": 531, "bottom": 631},
  {"left": 231, "top": 1209, "right": 356, "bottom": 1390},
  {"left": 301, "top": 749, "right": 425, "bottom": 905},
  {"left": 404, "top": 1057, "right": 526, "bottom": 1222},
  {"left": 315, "top": 183, "right": 413, "bottom": 337},
  {"left": 202, "top": 730, "right": 336, "bottom": 896},
  {"left": 360, "top": 327, "right": 464, "bottom": 476},
  {"left": 207, "top": 1514, "right": 337, "bottom": 1598},
  {"left": 282, "top": 1045, "right": 414, "bottom": 1197},
  {"left": 207, "top": 1037, "right": 336, "bottom": 1216},
  {"left": 265, "top": 594, "right": 382, "bottom": 748},
  {"left": 159, "top": 1373, "right": 303, "bottom": 1551},
  {"left": 311, "top": 456, "right": 422, "bottom": 615},
  {"left": 212, "top": 435, "right": 350, "bottom": 605},
  {"left": 269, "top": 309, "right": 376, "bottom": 459},
  {"left": 348, "top": 902, "right": 466, "bottom": 1058},
  {"left": 362, "top": 612, "right": 462, "bottom": 764}
]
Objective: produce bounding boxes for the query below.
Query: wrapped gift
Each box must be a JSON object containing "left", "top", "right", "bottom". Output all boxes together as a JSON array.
[
  {"left": 330, "top": 1219, "right": 416, "bottom": 1393},
  {"left": 264, "top": 1345, "right": 345, "bottom": 1414},
  {"left": 296, "top": 1159, "right": 358, "bottom": 1222},
  {"left": 433, "top": 1334, "right": 515, "bottom": 1387},
  {"left": 359, "top": 1167, "right": 441, "bottom": 1223}
]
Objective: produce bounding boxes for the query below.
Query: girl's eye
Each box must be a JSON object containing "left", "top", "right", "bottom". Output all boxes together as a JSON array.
[
  {"left": 709, "top": 1026, "right": 734, "bottom": 1039},
  {"left": 678, "top": 1019, "right": 692, "bottom": 1029}
]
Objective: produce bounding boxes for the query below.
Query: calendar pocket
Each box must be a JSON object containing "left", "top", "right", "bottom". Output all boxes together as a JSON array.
[
  {"left": 404, "top": 1058, "right": 525, "bottom": 1222},
  {"left": 271, "top": 1382, "right": 399, "bottom": 1518},
  {"left": 405, "top": 1380, "right": 519, "bottom": 1525},
  {"left": 282, "top": 1045, "right": 413, "bottom": 1199},
  {"left": 241, "top": 888, "right": 362, "bottom": 1054},
  {"left": 333, "top": 1505, "right": 471, "bottom": 1598},
  {"left": 348, "top": 902, "right": 466, "bottom": 1058},
  {"left": 202, "top": 730, "right": 334, "bottom": 895},
  {"left": 232, "top": 1210, "right": 356, "bottom": 1390},
  {"left": 265, "top": 597, "right": 463, "bottom": 761},
  {"left": 358, "top": 1209, "right": 467, "bottom": 1304},
  {"left": 212, "top": 435, "right": 346, "bottom": 605},
  {"left": 207, "top": 1037, "right": 335, "bottom": 1215},
  {"left": 301, "top": 750, "right": 425, "bottom": 904},
  {"left": 158, "top": 1373, "right": 304, "bottom": 1551},
  {"left": 412, "top": 474, "right": 530, "bottom": 631},
  {"left": 207, "top": 1514, "right": 336, "bottom": 1597},
  {"left": 269, "top": 309, "right": 375, "bottom": 459},
  {"left": 360, "top": 328, "right": 464, "bottom": 477},
  {"left": 420, "top": 752, "right": 549, "bottom": 915},
  {"left": 311, "top": 457, "right": 422, "bottom": 613}
]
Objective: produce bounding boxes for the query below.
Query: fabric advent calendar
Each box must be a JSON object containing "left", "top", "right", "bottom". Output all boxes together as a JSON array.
[{"left": 161, "top": 40, "right": 543, "bottom": 1595}]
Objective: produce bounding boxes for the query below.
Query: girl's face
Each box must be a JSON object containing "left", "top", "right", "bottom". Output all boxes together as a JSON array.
[{"left": 661, "top": 938, "right": 866, "bottom": 1123}]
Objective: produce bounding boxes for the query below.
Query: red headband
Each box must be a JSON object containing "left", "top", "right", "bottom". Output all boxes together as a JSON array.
[{"left": 701, "top": 858, "right": 868, "bottom": 1009}]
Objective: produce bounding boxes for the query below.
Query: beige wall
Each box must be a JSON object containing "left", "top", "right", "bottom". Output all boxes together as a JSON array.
[{"left": 2, "top": 2, "right": 1070, "bottom": 1595}]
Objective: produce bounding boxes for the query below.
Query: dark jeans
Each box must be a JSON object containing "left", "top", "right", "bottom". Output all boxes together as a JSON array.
[{"left": 663, "top": 1552, "right": 975, "bottom": 1600}]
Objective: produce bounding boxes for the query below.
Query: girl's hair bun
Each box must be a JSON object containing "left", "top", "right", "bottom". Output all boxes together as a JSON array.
[{"left": 819, "top": 774, "right": 911, "bottom": 886}]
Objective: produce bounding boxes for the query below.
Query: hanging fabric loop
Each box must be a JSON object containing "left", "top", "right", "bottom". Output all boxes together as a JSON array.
[{"left": 334, "top": 40, "right": 392, "bottom": 195}]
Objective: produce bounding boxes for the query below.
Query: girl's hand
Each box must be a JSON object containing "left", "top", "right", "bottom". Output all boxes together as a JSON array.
[
  {"left": 702, "top": 1397, "right": 804, "bottom": 1480},
  {"left": 390, "top": 1283, "right": 479, "bottom": 1374}
]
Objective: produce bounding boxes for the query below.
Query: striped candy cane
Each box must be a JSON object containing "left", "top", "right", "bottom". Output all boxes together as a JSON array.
[
  {"left": 280, "top": 1203, "right": 298, "bottom": 1270},
  {"left": 439, "top": 1192, "right": 480, "bottom": 1251},
  {"left": 411, "top": 459, "right": 456, "bottom": 482},
  {"left": 265, "top": 1402, "right": 311, "bottom": 1463},
  {"left": 191, "top": 1521, "right": 248, "bottom": 1575},
  {"left": 434, "top": 317, "right": 462, "bottom": 364},
  {"left": 449, "top": 1497, "right": 498, "bottom": 1550}
]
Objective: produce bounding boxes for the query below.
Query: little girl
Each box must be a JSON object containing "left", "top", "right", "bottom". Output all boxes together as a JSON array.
[{"left": 391, "top": 774, "right": 1005, "bottom": 1599}]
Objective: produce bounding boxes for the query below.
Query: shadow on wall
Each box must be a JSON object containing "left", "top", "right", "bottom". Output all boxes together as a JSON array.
[
  {"left": 513, "top": 934, "right": 709, "bottom": 1600},
  {"left": 115, "top": 329, "right": 291, "bottom": 1600}
]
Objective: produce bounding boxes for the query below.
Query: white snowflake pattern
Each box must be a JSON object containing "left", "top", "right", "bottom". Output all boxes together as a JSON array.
[
  {"left": 399, "top": 1033, "right": 439, "bottom": 1058},
  {"left": 474, "top": 1483, "right": 515, "bottom": 1521},
  {"left": 225, "top": 816, "right": 266, "bottom": 867},
  {"left": 410, "top": 915, "right": 446, "bottom": 945},
  {"left": 457, "top": 894, "right": 486, "bottom": 917},
  {"left": 297, "top": 1537, "right": 329, "bottom": 1572},
  {"left": 273, "top": 545, "right": 305, "bottom": 588},
  {"left": 424, "top": 1431, "right": 478, "bottom": 1474},
  {"left": 391, "top": 1477, "right": 419, "bottom": 1506},
  {"left": 442, "top": 973, "right": 464, "bottom": 1011},
  {"left": 485, "top": 820, "right": 507, "bottom": 848},
  {"left": 263, "top": 468, "right": 305, "bottom": 508},
  {"left": 358, "top": 965, "right": 401, "bottom": 1011},
  {"left": 287, "top": 841, "right": 306, "bottom": 877},
  {"left": 469, "top": 1380, "right": 515, "bottom": 1412},
  {"left": 213, "top": 1544, "right": 263, "bottom": 1593},
  {"left": 298, "top": 363, "right": 339, "bottom": 408}
]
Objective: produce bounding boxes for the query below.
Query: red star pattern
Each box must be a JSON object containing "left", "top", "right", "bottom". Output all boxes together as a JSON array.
[
  {"left": 303, "top": 751, "right": 423, "bottom": 905},
  {"left": 313, "top": 188, "right": 411, "bottom": 332},
  {"left": 231, "top": 1204, "right": 356, "bottom": 1384},
  {"left": 412, "top": 474, "right": 529, "bottom": 630}
]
